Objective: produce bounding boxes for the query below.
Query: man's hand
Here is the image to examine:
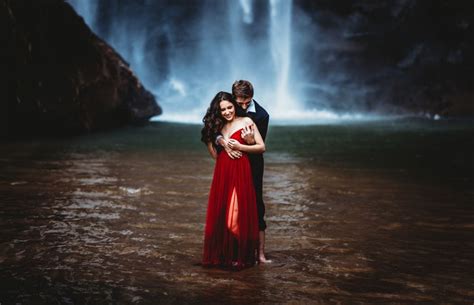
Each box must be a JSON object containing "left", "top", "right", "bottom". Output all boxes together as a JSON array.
[
  {"left": 227, "top": 139, "right": 242, "bottom": 151},
  {"left": 241, "top": 124, "right": 256, "bottom": 144},
  {"left": 219, "top": 137, "right": 242, "bottom": 159}
]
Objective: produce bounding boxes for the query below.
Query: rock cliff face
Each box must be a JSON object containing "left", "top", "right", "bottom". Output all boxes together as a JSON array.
[
  {"left": 297, "top": 0, "right": 473, "bottom": 116},
  {"left": 1, "top": 0, "right": 162, "bottom": 137}
]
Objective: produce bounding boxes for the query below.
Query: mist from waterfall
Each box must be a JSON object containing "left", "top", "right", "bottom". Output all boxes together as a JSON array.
[
  {"left": 270, "top": 0, "right": 294, "bottom": 114},
  {"left": 69, "top": 1, "right": 98, "bottom": 32},
  {"left": 67, "top": 0, "right": 381, "bottom": 124}
]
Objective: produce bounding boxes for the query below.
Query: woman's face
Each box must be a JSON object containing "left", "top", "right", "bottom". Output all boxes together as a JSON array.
[{"left": 219, "top": 100, "right": 235, "bottom": 121}]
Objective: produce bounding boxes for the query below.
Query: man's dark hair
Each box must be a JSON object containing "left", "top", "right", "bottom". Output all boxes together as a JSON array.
[{"left": 232, "top": 80, "right": 254, "bottom": 99}]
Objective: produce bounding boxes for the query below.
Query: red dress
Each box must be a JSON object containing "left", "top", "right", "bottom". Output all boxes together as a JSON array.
[{"left": 202, "top": 128, "right": 259, "bottom": 269}]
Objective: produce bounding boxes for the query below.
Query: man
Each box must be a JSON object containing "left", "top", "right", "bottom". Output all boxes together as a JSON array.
[{"left": 216, "top": 80, "right": 271, "bottom": 263}]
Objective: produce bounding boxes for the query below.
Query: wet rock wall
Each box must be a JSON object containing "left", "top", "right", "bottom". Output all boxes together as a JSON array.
[{"left": 1, "top": 0, "right": 162, "bottom": 137}]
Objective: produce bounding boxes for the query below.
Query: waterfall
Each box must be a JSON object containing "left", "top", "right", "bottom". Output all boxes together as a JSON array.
[
  {"left": 228, "top": 0, "right": 296, "bottom": 117},
  {"left": 66, "top": 0, "right": 300, "bottom": 122},
  {"left": 67, "top": 0, "right": 373, "bottom": 124},
  {"left": 239, "top": 0, "right": 254, "bottom": 24},
  {"left": 228, "top": 0, "right": 254, "bottom": 80},
  {"left": 269, "top": 0, "right": 294, "bottom": 114}
]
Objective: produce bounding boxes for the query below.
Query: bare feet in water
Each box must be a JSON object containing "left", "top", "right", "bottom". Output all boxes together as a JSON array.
[
  {"left": 258, "top": 231, "right": 272, "bottom": 263},
  {"left": 259, "top": 254, "right": 272, "bottom": 264}
]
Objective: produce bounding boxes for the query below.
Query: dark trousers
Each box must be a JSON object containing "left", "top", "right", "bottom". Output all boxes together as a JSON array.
[{"left": 249, "top": 154, "right": 266, "bottom": 231}]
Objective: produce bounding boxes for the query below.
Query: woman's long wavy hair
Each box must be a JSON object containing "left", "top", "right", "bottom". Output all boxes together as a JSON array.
[{"left": 201, "top": 91, "right": 247, "bottom": 144}]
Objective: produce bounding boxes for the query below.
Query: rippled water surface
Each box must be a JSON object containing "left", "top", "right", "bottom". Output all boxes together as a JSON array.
[{"left": 1, "top": 120, "right": 473, "bottom": 304}]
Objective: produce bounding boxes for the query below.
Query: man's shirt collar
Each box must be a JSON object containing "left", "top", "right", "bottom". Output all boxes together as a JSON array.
[{"left": 247, "top": 99, "right": 256, "bottom": 113}]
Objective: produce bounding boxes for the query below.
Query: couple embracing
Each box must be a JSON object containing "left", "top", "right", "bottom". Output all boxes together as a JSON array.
[{"left": 200, "top": 80, "right": 270, "bottom": 270}]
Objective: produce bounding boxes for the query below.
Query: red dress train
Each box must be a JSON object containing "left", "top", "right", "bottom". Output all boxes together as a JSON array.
[{"left": 202, "top": 128, "right": 259, "bottom": 269}]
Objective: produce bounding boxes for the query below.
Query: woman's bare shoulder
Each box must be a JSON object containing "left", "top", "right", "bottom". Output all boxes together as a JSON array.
[
  {"left": 234, "top": 116, "right": 252, "bottom": 125},
  {"left": 243, "top": 116, "right": 255, "bottom": 125}
]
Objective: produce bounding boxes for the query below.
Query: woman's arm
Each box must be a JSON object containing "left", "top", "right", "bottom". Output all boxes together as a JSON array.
[{"left": 207, "top": 142, "right": 218, "bottom": 159}]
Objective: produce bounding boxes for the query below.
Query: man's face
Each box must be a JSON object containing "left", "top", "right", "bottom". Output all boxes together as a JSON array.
[{"left": 235, "top": 96, "right": 252, "bottom": 110}]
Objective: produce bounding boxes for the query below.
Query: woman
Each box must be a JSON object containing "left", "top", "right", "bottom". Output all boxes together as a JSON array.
[{"left": 201, "top": 91, "right": 266, "bottom": 269}]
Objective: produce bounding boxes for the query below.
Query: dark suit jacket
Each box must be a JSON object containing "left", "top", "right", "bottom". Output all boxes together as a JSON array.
[
  {"left": 247, "top": 100, "right": 269, "bottom": 143},
  {"left": 246, "top": 100, "right": 269, "bottom": 176},
  {"left": 246, "top": 100, "right": 268, "bottom": 230}
]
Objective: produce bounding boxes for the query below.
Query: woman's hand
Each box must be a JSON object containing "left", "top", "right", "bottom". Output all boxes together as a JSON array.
[
  {"left": 227, "top": 139, "right": 241, "bottom": 151},
  {"left": 218, "top": 137, "right": 242, "bottom": 159},
  {"left": 241, "top": 124, "right": 256, "bottom": 144}
]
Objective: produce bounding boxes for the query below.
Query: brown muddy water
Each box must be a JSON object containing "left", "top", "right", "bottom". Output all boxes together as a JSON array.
[{"left": 0, "top": 120, "right": 473, "bottom": 304}]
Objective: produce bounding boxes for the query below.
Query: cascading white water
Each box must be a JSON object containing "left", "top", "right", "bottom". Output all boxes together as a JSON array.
[
  {"left": 67, "top": 0, "right": 298, "bottom": 121},
  {"left": 269, "top": 0, "right": 294, "bottom": 114},
  {"left": 239, "top": 0, "right": 254, "bottom": 24},
  {"left": 67, "top": 0, "right": 379, "bottom": 124},
  {"left": 227, "top": 0, "right": 256, "bottom": 81}
]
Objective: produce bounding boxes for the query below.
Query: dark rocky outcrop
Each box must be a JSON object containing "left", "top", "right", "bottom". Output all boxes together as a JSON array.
[
  {"left": 1, "top": 0, "right": 162, "bottom": 137},
  {"left": 297, "top": 0, "right": 474, "bottom": 116}
]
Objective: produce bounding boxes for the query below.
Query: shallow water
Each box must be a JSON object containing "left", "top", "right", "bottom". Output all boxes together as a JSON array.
[{"left": 1, "top": 120, "right": 473, "bottom": 304}]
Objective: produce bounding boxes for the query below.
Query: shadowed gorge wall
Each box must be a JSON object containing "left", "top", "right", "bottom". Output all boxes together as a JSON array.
[
  {"left": 1, "top": 0, "right": 161, "bottom": 137},
  {"left": 297, "top": 0, "right": 474, "bottom": 115}
]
